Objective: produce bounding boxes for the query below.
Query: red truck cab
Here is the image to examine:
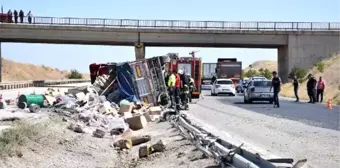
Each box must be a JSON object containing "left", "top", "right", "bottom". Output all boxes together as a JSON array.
[{"left": 167, "top": 55, "right": 202, "bottom": 98}]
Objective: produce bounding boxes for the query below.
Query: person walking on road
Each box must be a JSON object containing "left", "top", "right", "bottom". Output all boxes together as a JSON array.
[
  {"left": 19, "top": 10, "right": 24, "bottom": 23},
  {"left": 187, "top": 74, "right": 195, "bottom": 103},
  {"left": 13, "top": 10, "right": 18, "bottom": 23},
  {"left": 317, "top": 76, "right": 325, "bottom": 103},
  {"left": 307, "top": 74, "right": 317, "bottom": 103},
  {"left": 270, "top": 71, "right": 281, "bottom": 108},
  {"left": 211, "top": 75, "right": 216, "bottom": 84},
  {"left": 292, "top": 75, "right": 299, "bottom": 102}
]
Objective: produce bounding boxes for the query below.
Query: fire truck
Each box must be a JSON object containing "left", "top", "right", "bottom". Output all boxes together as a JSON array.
[{"left": 166, "top": 52, "right": 202, "bottom": 98}]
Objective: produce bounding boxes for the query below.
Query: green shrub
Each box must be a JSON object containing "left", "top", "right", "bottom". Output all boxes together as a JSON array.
[
  {"left": 314, "top": 61, "right": 325, "bottom": 72},
  {"left": 289, "top": 67, "right": 308, "bottom": 83},
  {"left": 67, "top": 69, "right": 83, "bottom": 79},
  {"left": 258, "top": 68, "right": 272, "bottom": 79},
  {"left": 244, "top": 69, "right": 258, "bottom": 77}
]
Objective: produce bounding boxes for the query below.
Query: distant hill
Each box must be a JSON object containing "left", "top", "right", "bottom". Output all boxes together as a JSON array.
[
  {"left": 243, "top": 60, "right": 277, "bottom": 72},
  {"left": 2, "top": 58, "right": 89, "bottom": 81}
]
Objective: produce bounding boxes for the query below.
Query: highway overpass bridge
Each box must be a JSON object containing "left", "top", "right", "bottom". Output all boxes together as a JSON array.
[{"left": 0, "top": 16, "right": 340, "bottom": 82}]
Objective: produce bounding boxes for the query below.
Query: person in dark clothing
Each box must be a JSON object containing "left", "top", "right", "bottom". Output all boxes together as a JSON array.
[
  {"left": 27, "top": 11, "right": 32, "bottom": 24},
  {"left": 306, "top": 74, "right": 317, "bottom": 103},
  {"left": 292, "top": 75, "right": 299, "bottom": 102},
  {"left": 19, "top": 10, "right": 24, "bottom": 23},
  {"left": 13, "top": 10, "right": 18, "bottom": 23},
  {"left": 270, "top": 71, "right": 281, "bottom": 108},
  {"left": 7, "top": 10, "right": 13, "bottom": 23},
  {"left": 211, "top": 75, "right": 216, "bottom": 84},
  {"left": 316, "top": 76, "right": 325, "bottom": 103},
  {"left": 179, "top": 70, "right": 189, "bottom": 110}
]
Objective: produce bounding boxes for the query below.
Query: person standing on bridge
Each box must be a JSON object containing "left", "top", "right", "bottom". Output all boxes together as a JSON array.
[
  {"left": 27, "top": 11, "right": 32, "bottom": 24},
  {"left": 13, "top": 10, "right": 18, "bottom": 23},
  {"left": 7, "top": 10, "right": 12, "bottom": 23},
  {"left": 19, "top": 10, "right": 24, "bottom": 23},
  {"left": 270, "top": 71, "right": 281, "bottom": 108},
  {"left": 292, "top": 75, "right": 299, "bottom": 102}
]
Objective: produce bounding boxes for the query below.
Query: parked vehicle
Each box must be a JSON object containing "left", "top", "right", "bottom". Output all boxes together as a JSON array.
[
  {"left": 211, "top": 79, "right": 236, "bottom": 96},
  {"left": 244, "top": 79, "right": 273, "bottom": 104},
  {"left": 215, "top": 58, "right": 242, "bottom": 90},
  {"left": 248, "top": 76, "right": 267, "bottom": 81},
  {"left": 215, "top": 58, "right": 242, "bottom": 79},
  {"left": 236, "top": 77, "right": 249, "bottom": 93},
  {"left": 167, "top": 54, "right": 202, "bottom": 98},
  {"left": 202, "top": 63, "right": 217, "bottom": 81},
  {"left": 201, "top": 78, "right": 213, "bottom": 90}
]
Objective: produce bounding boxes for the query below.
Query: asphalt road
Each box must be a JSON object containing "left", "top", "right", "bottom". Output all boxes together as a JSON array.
[
  {"left": 185, "top": 90, "right": 339, "bottom": 168},
  {"left": 212, "top": 92, "right": 339, "bottom": 131}
]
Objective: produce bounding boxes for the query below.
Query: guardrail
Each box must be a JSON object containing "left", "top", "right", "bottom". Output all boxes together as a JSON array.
[
  {"left": 166, "top": 111, "right": 307, "bottom": 168},
  {"left": 0, "top": 79, "right": 90, "bottom": 90},
  {"left": 1, "top": 16, "right": 340, "bottom": 31}
]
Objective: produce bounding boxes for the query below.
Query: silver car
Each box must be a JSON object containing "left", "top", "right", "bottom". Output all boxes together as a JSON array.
[
  {"left": 244, "top": 79, "right": 274, "bottom": 103},
  {"left": 201, "top": 79, "right": 212, "bottom": 90}
]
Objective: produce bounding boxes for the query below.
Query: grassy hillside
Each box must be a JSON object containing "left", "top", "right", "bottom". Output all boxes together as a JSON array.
[
  {"left": 2, "top": 58, "right": 89, "bottom": 81},
  {"left": 281, "top": 53, "right": 340, "bottom": 104},
  {"left": 243, "top": 60, "right": 277, "bottom": 72}
]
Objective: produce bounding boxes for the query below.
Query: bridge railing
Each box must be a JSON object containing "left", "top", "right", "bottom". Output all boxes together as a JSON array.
[
  {"left": 1, "top": 16, "right": 340, "bottom": 31},
  {"left": 0, "top": 79, "right": 90, "bottom": 90}
]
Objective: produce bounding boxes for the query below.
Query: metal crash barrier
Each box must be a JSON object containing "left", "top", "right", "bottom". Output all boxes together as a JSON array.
[
  {"left": 166, "top": 112, "right": 307, "bottom": 168},
  {"left": 0, "top": 79, "right": 91, "bottom": 90}
]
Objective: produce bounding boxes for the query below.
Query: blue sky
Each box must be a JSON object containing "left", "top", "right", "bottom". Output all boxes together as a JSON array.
[{"left": 1, "top": 0, "right": 339, "bottom": 72}]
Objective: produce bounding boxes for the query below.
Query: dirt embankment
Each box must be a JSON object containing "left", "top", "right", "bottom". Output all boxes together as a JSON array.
[
  {"left": 2, "top": 58, "right": 89, "bottom": 81},
  {"left": 281, "top": 53, "right": 340, "bottom": 104}
]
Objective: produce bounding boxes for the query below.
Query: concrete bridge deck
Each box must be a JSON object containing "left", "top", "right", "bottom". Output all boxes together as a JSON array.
[{"left": 0, "top": 16, "right": 339, "bottom": 82}]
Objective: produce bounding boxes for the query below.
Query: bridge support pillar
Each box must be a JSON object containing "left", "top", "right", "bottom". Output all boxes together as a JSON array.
[
  {"left": 0, "top": 42, "right": 2, "bottom": 82},
  {"left": 279, "top": 34, "right": 340, "bottom": 83},
  {"left": 278, "top": 46, "right": 289, "bottom": 83},
  {"left": 135, "top": 42, "right": 145, "bottom": 60}
]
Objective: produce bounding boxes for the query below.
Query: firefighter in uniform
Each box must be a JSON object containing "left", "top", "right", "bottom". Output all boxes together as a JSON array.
[
  {"left": 167, "top": 70, "right": 176, "bottom": 108},
  {"left": 178, "top": 70, "right": 189, "bottom": 110},
  {"left": 174, "top": 70, "right": 181, "bottom": 112},
  {"left": 187, "top": 73, "right": 195, "bottom": 103}
]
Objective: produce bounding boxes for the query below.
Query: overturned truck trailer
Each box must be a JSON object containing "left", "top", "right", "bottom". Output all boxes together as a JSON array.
[{"left": 90, "top": 56, "right": 170, "bottom": 105}]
